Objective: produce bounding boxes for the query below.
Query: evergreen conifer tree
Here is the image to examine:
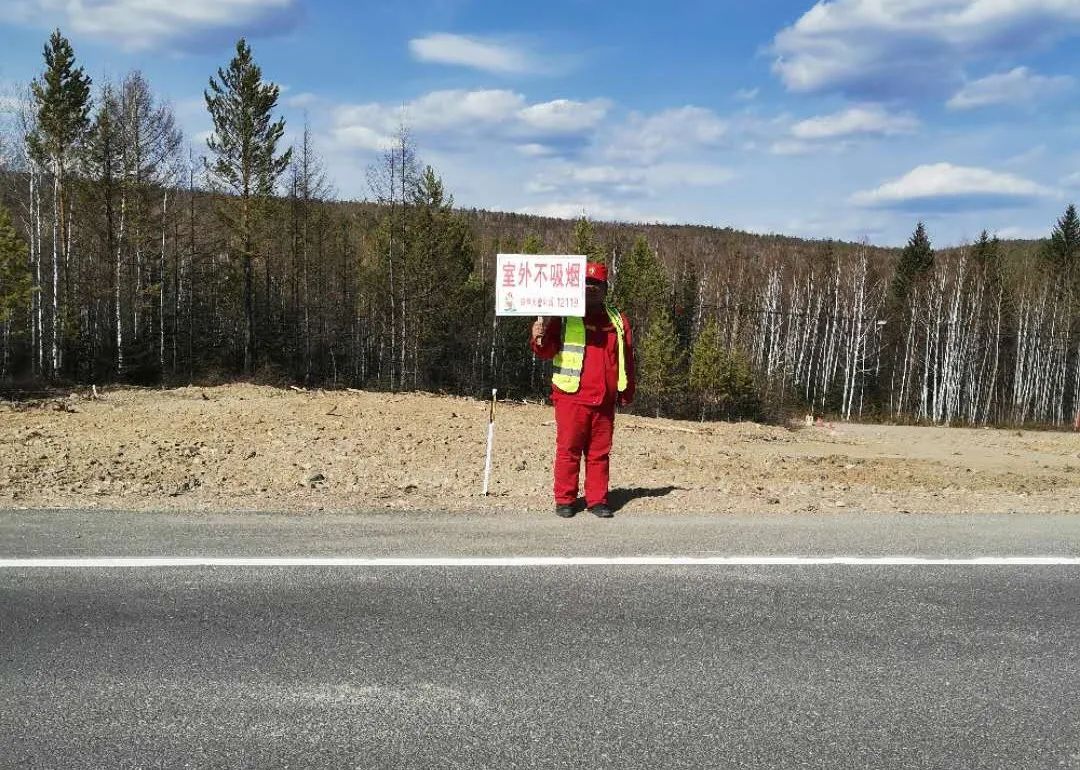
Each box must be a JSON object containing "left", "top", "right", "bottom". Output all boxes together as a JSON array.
[
  {"left": 972, "top": 229, "right": 1004, "bottom": 292},
  {"left": 689, "top": 318, "right": 759, "bottom": 421},
  {"left": 612, "top": 236, "right": 668, "bottom": 325},
  {"left": 406, "top": 166, "right": 478, "bottom": 389},
  {"left": 890, "top": 221, "right": 934, "bottom": 307},
  {"left": 521, "top": 233, "right": 543, "bottom": 255},
  {"left": 689, "top": 317, "right": 725, "bottom": 420},
  {"left": 571, "top": 217, "right": 605, "bottom": 263},
  {"left": 0, "top": 204, "right": 32, "bottom": 324},
  {"left": 28, "top": 30, "right": 92, "bottom": 169},
  {"left": 638, "top": 308, "right": 686, "bottom": 417},
  {"left": 722, "top": 347, "right": 759, "bottom": 420},
  {"left": 972, "top": 229, "right": 997, "bottom": 266},
  {"left": 205, "top": 38, "right": 291, "bottom": 373},
  {"left": 28, "top": 28, "right": 92, "bottom": 375},
  {"left": 1045, "top": 203, "right": 1080, "bottom": 280}
]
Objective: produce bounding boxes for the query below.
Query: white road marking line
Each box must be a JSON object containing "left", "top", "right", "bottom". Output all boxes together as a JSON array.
[{"left": 0, "top": 556, "right": 1079, "bottom": 568}]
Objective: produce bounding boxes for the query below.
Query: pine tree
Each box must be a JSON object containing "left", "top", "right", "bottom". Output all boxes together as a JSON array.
[
  {"left": 405, "top": 166, "right": 478, "bottom": 389},
  {"left": 204, "top": 38, "right": 292, "bottom": 374},
  {"left": 612, "top": 235, "right": 668, "bottom": 325},
  {"left": 673, "top": 261, "right": 700, "bottom": 348},
  {"left": 0, "top": 203, "right": 31, "bottom": 377},
  {"left": 638, "top": 308, "right": 686, "bottom": 417},
  {"left": 972, "top": 229, "right": 998, "bottom": 267},
  {"left": 28, "top": 30, "right": 92, "bottom": 168},
  {"left": 28, "top": 28, "right": 92, "bottom": 376},
  {"left": 1045, "top": 203, "right": 1080, "bottom": 279},
  {"left": 890, "top": 221, "right": 934, "bottom": 307},
  {"left": 689, "top": 317, "right": 725, "bottom": 420},
  {"left": 689, "top": 318, "right": 759, "bottom": 421},
  {"left": 0, "top": 204, "right": 32, "bottom": 324},
  {"left": 722, "top": 348, "right": 759, "bottom": 421},
  {"left": 571, "top": 217, "right": 605, "bottom": 263},
  {"left": 521, "top": 233, "right": 543, "bottom": 255},
  {"left": 972, "top": 229, "right": 1004, "bottom": 292}
]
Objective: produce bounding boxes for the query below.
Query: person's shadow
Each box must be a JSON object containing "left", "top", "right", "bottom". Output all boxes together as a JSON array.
[{"left": 605, "top": 485, "right": 679, "bottom": 512}]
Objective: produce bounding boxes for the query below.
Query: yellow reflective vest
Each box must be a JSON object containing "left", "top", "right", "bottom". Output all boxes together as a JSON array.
[{"left": 551, "top": 306, "right": 628, "bottom": 394}]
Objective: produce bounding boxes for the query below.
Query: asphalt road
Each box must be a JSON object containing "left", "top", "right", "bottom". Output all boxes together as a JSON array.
[
  {"left": 2, "top": 510, "right": 1079, "bottom": 769},
  {"left": 4, "top": 508, "right": 1080, "bottom": 558}
]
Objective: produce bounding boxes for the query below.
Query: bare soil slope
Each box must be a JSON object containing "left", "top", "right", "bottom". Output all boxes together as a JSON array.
[{"left": 2, "top": 385, "right": 1078, "bottom": 515}]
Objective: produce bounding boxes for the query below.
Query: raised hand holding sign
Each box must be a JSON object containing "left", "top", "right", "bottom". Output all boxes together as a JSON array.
[{"left": 496, "top": 254, "right": 587, "bottom": 317}]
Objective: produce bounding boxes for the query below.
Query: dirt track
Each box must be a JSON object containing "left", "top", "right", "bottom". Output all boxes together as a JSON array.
[{"left": 1, "top": 384, "right": 1078, "bottom": 515}]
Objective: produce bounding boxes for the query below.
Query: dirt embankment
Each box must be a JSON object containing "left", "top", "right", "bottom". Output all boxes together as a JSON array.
[{"left": 2, "top": 384, "right": 1079, "bottom": 515}]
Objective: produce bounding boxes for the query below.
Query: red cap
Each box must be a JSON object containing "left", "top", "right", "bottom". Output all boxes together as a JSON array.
[{"left": 585, "top": 261, "right": 608, "bottom": 283}]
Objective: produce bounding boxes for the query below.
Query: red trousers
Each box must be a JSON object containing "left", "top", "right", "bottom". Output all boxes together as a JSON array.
[{"left": 554, "top": 399, "right": 615, "bottom": 507}]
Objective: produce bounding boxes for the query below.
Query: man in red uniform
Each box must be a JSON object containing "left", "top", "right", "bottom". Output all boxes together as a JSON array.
[{"left": 530, "top": 262, "right": 635, "bottom": 518}]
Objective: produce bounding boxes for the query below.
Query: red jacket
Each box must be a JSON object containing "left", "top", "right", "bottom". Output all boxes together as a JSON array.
[{"left": 531, "top": 305, "right": 636, "bottom": 408}]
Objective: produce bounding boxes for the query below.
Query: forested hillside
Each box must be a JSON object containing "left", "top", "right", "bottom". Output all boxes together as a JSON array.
[{"left": 1, "top": 31, "right": 1076, "bottom": 428}]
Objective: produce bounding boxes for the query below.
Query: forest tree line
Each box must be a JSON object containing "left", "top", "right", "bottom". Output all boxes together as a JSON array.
[{"left": 1, "top": 31, "right": 1079, "bottom": 428}]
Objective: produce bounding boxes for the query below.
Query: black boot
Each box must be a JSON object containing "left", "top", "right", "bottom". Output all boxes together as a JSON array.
[
  {"left": 555, "top": 504, "right": 576, "bottom": 518},
  {"left": 588, "top": 504, "right": 613, "bottom": 518}
]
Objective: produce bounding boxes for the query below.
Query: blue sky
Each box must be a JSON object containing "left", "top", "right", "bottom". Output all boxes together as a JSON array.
[{"left": 2, "top": 0, "right": 1080, "bottom": 246}]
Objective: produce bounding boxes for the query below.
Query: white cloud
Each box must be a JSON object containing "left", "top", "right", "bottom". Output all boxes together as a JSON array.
[
  {"left": 734, "top": 88, "right": 760, "bottom": 101},
  {"left": 852, "top": 162, "right": 1054, "bottom": 210},
  {"left": 409, "top": 89, "right": 525, "bottom": 131},
  {"left": 508, "top": 104, "right": 739, "bottom": 215},
  {"left": 565, "top": 165, "right": 645, "bottom": 187},
  {"left": 765, "top": 104, "right": 916, "bottom": 155},
  {"left": 333, "top": 124, "right": 396, "bottom": 153},
  {"left": 284, "top": 92, "right": 322, "bottom": 110},
  {"left": 330, "top": 89, "right": 609, "bottom": 151},
  {"left": 645, "top": 163, "right": 735, "bottom": 187},
  {"left": 409, "top": 33, "right": 552, "bottom": 75},
  {"left": 994, "top": 225, "right": 1047, "bottom": 240},
  {"left": 769, "top": 140, "right": 815, "bottom": 156},
  {"left": 772, "top": 0, "right": 1080, "bottom": 97},
  {"left": 947, "top": 67, "right": 1073, "bottom": 110},
  {"left": 527, "top": 165, "right": 647, "bottom": 196},
  {"left": 605, "top": 106, "right": 727, "bottom": 162},
  {"left": 524, "top": 180, "right": 559, "bottom": 194},
  {"left": 791, "top": 104, "right": 919, "bottom": 140},
  {"left": 528, "top": 162, "right": 734, "bottom": 200},
  {"left": 516, "top": 143, "right": 557, "bottom": 157},
  {"left": 14, "top": 0, "right": 300, "bottom": 50},
  {"left": 519, "top": 98, "right": 610, "bottom": 133}
]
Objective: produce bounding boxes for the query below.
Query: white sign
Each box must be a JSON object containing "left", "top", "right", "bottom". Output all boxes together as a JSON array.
[{"left": 495, "top": 254, "right": 587, "bottom": 317}]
